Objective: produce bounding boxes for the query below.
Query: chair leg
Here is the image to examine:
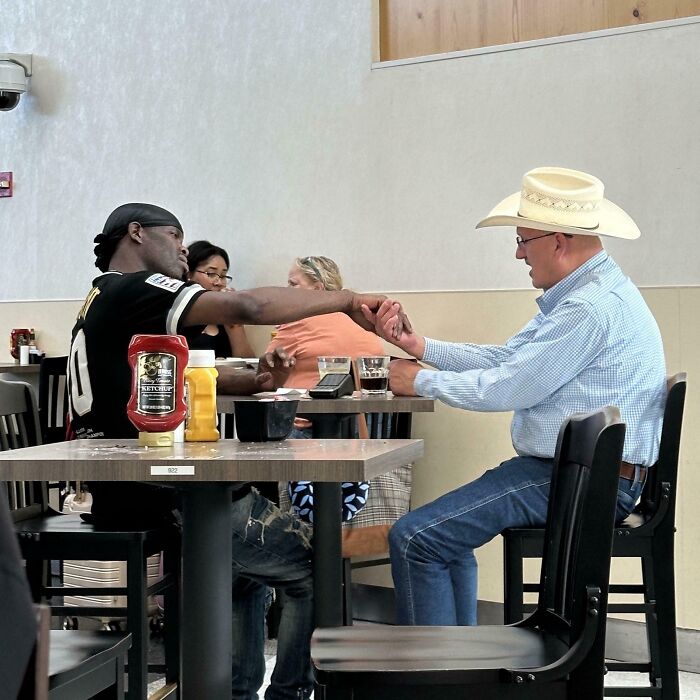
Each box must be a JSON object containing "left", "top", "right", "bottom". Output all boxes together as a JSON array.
[
  {"left": 126, "top": 545, "right": 148, "bottom": 700},
  {"left": 24, "top": 558, "right": 47, "bottom": 603},
  {"left": 503, "top": 534, "right": 525, "bottom": 624},
  {"left": 646, "top": 541, "right": 680, "bottom": 700},
  {"left": 162, "top": 541, "right": 180, "bottom": 686},
  {"left": 342, "top": 557, "right": 353, "bottom": 626},
  {"left": 92, "top": 654, "right": 126, "bottom": 699}
]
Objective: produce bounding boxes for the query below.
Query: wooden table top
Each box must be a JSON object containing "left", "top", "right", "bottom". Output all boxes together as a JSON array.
[
  {"left": 0, "top": 438, "right": 424, "bottom": 483},
  {"left": 217, "top": 392, "right": 435, "bottom": 414}
]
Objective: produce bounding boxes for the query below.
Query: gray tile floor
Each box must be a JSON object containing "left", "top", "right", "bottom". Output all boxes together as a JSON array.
[{"left": 605, "top": 668, "right": 700, "bottom": 699}]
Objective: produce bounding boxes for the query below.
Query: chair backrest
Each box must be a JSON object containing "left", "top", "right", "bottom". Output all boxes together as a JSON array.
[
  {"left": 638, "top": 372, "right": 686, "bottom": 521},
  {"left": 38, "top": 356, "right": 68, "bottom": 445},
  {"left": 0, "top": 378, "right": 48, "bottom": 520},
  {"left": 0, "top": 377, "right": 41, "bottom": 451},
  {"left": 537, "top": 407, "right": 625, "bottom": 642}
]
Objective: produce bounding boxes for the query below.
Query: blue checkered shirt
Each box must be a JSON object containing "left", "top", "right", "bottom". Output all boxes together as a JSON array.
[{"left": 415, "top": 251, "right": 666, "bottom": 465}]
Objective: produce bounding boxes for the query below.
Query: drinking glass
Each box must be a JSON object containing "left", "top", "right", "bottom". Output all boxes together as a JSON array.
[
  {"left": 317, "top": 356, "right": 351, "bottom": 379},
  {"left": 357, "top": 356, "right": 390, "bottom": 394}
]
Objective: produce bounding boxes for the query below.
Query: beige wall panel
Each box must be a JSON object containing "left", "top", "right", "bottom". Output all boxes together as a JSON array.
[
  {"left": 380, "top": 0, "right": 700, "bottom": 59},
  {"left": 676, "top": 287, "right": 700, "bottom": 630},
  {"left": 0, "top": 300, "right": 80, "bottom": 363},
  {"left": 643, "top": 288, "right": 682, "bottom": 373}
]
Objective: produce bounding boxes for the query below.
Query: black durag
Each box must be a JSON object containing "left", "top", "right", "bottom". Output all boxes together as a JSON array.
[{"left": 93, "top": 203, "right": 183, "bottom": 271}]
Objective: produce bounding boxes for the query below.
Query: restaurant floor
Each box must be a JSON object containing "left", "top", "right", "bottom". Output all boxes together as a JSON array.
[{"left": 146, "top": 631, "right": 700, "bottom": 699}]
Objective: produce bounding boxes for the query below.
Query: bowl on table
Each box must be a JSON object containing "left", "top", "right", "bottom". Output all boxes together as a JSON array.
[{"left": 233, "top": 399, "right": 298, "bottom": 441}]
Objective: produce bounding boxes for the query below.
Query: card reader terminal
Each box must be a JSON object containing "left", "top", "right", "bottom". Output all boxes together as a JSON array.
[{"left": 309, "top": 372, "right": 355, "bottom": 399}]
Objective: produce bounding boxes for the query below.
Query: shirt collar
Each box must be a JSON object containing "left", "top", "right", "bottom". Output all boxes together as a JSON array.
[{"left": 537, "top": 250, "right": 609, "bottom": 313}]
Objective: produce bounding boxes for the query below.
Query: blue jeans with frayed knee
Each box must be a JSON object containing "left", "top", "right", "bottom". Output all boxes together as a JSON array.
[{"left": 230, "top": 489, "right": 314, "bottom": 700}]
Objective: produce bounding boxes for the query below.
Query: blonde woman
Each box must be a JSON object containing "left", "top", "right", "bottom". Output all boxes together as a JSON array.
[{"left": 267, "top": 256, "right": 383, "bottom": 387}]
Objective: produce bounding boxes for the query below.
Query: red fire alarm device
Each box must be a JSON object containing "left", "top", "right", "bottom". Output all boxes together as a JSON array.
[{"left": 0, "top": 172, "right": 12, "bottom": 198}]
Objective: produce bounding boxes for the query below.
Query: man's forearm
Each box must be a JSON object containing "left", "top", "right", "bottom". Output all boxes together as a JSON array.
[
  {"left": 230, "top": 288, "right": 357, "bottom": 325},
  {"left": 187, "top": 287, "right": 355, "bottom": 327}
]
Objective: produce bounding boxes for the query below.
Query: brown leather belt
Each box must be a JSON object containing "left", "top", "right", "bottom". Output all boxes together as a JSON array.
[{"left": 620, "top": 461, "right": 646, "bottom": 481}]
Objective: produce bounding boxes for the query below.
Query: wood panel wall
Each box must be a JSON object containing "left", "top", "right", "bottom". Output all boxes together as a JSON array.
[{"left": 379, "top": 0, "right": 700, "bottom": 60}]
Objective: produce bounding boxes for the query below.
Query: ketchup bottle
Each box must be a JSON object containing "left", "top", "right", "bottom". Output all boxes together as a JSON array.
[{"left": 127, "top": 334, "right": 189, "bottom": 447}]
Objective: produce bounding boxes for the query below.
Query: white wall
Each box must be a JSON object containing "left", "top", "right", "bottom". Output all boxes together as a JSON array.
[{"left": 1, "top": 1, "right": 699, "bottom": 301}]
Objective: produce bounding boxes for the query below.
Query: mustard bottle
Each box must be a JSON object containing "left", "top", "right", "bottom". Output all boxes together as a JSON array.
[{"left": 184, "top": 349, "right": 220, "bottom": 442}]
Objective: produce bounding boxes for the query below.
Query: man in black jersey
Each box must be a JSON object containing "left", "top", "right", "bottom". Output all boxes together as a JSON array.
[{"left": 68, "top": 202, "right": 405, "bottom": 700}]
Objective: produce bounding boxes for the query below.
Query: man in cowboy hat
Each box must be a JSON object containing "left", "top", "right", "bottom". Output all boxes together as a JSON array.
[{"left": 365, "top": 166, "right": 666, "bottom": 627}]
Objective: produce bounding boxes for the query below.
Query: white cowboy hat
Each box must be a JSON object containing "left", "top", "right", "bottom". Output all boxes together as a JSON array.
[{"left": 476, "top": 166, "right": 640, "bottom": 240}]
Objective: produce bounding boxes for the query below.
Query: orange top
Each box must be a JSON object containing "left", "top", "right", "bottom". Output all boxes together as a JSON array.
[{"left": 266, "top": 313, "right": 384, "bottom": 389}]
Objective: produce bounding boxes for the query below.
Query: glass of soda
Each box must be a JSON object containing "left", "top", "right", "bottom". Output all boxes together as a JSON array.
[{"left": 357, "top": 356, "right": 390, "bottom": 394}]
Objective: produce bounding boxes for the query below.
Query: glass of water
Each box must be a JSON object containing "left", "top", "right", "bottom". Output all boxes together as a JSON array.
[{"left": 317, "top": 356, "right": 351, "bottom": 379}]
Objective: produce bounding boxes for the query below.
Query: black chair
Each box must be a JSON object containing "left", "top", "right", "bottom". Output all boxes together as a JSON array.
[
  {"left": 1, "top": 486, "right": 131, "bottom": 700},
  {"left": 19, "top": 604, "right": 132, "bottom": 700},
  {"left": 38, "top": 356, "right": 68, "bottom": 446},
  {"left": 502, "top": 374, "right": 686, "bottom": 700},
  {"left": 312, "top": 407, "right": 626, "bottom": 700},
  {"left": 0, "top": 377, "right": 180, "bottom": 700},
  {"left": 37, "top": 356, "right": 71, "bottom": 515}
]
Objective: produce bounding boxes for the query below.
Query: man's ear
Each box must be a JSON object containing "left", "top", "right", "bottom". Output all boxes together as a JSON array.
[
  {"left": 554, "top": 232, "right": 571, "bottom": 252},
  {"left": 126, "top": 221, "right": 143, "bottom": 243}
]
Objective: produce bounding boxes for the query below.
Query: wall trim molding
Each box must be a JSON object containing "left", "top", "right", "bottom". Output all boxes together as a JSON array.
[{"left": 373, "top": 16, "right": 700, "bottom": 70}]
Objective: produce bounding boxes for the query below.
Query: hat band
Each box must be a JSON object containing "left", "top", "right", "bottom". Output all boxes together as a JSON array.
[{"left": 519, "top": 187, "right": 600, "bottom": 228}]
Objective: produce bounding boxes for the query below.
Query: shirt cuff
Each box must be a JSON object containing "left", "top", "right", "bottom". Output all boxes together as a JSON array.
[{"left": 414, "top": 368, "right": 437, "bottom": 397}]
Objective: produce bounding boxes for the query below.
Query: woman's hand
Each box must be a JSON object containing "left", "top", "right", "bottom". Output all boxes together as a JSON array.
[{"left": 254, "top": 347, "right": 296, "bottom": 391}]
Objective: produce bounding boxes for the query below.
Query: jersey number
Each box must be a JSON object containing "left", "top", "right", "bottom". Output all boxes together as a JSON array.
[{"left": 68, "top": 329, "right": 94, "bottom": 416}]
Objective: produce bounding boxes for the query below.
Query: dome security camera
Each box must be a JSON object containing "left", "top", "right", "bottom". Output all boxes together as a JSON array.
[{"left": 0, "top": 54, "right": 33, "bottom": 112}]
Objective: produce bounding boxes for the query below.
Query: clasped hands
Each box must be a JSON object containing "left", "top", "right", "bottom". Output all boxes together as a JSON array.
[{"left": 360, "top": 299, "right": 422, "bottom": 397}]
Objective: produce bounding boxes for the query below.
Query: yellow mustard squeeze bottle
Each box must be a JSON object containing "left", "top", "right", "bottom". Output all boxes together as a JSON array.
[{"left": 184, "top": 349, "right": 219, "bottom": 441}]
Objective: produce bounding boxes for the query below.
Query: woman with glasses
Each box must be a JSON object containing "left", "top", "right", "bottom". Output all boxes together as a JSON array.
[{"left": 184, "top": 240, "right": 255, "bottom": 358}]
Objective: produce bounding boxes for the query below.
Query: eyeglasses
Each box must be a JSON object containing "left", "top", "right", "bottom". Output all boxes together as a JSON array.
[
  {"left": 515, "top": 232, "right": 558, "bottom": 248},
  {"left": 195, "top": 269, "right": 232, "bottom": 283}
]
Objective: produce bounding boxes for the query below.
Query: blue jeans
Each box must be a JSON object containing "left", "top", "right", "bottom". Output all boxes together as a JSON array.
[
  {"left": 389, "top": 455, "right": 645, "bottom": 626},
  {"left": 230, "top": 489, "right": 314, "bottom": 700}
]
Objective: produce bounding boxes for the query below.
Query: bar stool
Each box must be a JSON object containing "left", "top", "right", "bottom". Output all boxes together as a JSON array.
[{"left": 502, "top": 373, "right": 686, "bottom": 700}]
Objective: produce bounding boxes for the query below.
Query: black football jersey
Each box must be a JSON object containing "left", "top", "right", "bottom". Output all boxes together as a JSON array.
[
  {"left": 66, "top": 271, "right": 205, "bottom": 526},
  {"left": 68, "top": 271, "right": 205, "bottom": 439}
]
